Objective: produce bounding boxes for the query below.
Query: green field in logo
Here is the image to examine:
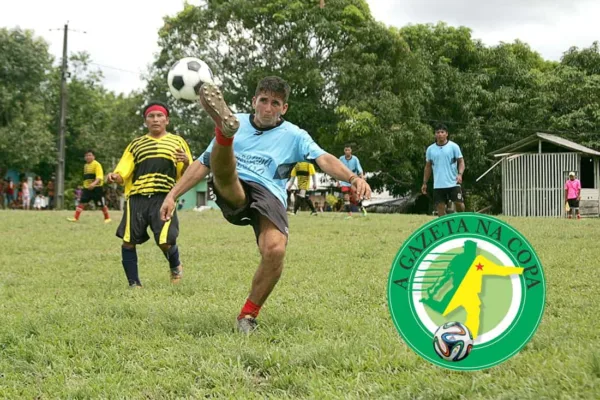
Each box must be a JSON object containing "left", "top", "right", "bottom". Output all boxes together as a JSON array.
[{"left": 387, "top": 213, "right": 546, "bottom": 371}]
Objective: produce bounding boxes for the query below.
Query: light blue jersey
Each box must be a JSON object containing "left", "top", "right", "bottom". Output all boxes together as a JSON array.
[
  {"left": 425, "top": 140, "right": 463, "bottom": 189},
  {"left": 338, "top": 155, "right": 363, "bottom": 187},
  {"left": 199, "top": 114, "right": 326, "bottom": 206}
]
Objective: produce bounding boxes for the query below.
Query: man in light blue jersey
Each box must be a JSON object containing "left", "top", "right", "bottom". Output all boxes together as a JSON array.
[
  {"left": 160, "top": 76, "right": 372, "bottom": 334},
  {"left": 338, "top": 144, "right": 366, "bottom": 218},
  {"left": 421, "top": 124, "right": 466, "bottom": 216}
]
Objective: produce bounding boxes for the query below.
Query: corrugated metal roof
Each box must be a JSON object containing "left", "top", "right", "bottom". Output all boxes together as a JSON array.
[{"left": 490, "top": 132, "right": 600, "bottom": 157}]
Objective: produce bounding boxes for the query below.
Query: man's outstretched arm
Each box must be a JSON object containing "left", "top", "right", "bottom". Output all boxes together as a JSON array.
[{"left": 161, "top": 160, "right": 211, "bottom": 221}]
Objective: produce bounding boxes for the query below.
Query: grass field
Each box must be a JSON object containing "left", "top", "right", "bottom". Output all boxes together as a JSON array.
[{"left": 1, "top": 209, "right": 599, "bottom": 399}]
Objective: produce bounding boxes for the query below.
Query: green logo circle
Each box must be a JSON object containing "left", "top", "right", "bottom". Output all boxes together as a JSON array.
[{"left": 387, "top": 213, "right": 545, "bottom": 371}]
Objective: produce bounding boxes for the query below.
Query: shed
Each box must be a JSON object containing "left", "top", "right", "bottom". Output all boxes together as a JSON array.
[{"left": 490, "top": 133, "right": 600, "bottom": 217}]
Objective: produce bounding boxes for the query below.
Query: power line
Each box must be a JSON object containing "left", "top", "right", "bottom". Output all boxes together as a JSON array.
[{"left": 89, "top": 62, "right": 140, "bottom": 75}]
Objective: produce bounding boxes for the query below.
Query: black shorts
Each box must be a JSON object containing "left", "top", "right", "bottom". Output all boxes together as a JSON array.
[
  {"left": 433, "top": 186, "right": 464, "bottom": 205},
  {"left": 567, "top": 199, "right": 580, "bottom": 208},
  {"left": 116, "top": 193, "right": 179, "bottom": 245},
  {"left": 210, "top": 179, "right": 288, "bottom": 242},
  {"left": 80, "top": 187, "right": 105, "bottom": 207}
]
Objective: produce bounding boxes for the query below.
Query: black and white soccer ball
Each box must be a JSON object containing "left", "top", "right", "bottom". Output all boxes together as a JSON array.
[
  {"left": 167, "top": 57, "right": 214, "bottom": 101},
  {"left": 433, "top": 321, "right": 474, "bottom": 362}
]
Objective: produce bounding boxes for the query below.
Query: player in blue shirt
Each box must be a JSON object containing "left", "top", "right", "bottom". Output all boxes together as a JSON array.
[
  {"left": 338, "top": 145, "right": 367, "bottom": 218},
  {"left": 421, "top": 124, "right": 466, "bottom": 216},
  {"left": 160, "top": 76, "right": 372, "bottom": 334}
]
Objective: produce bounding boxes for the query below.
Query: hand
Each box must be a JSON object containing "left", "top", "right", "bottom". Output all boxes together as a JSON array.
[
  {"left": 577, "top": 196, "right": 581, "bottom": 201},
  {"left": 106, "top": 173, "right": 122, "bottom": 184},
  {"left": 351, "top": 177, "right": 371, "bottom": 200},
  {"left": 456, "top": 174, "right": 463, "bottom": 184},
  {"left": 160, "top": 195, "right": 176, "bottom": 221},
  {"left": 421, "top": 183, "right": 427, "bottom": 195},
  {"left": 312, "top": 184, "right": 317, "bottom": 190},
  {"left": 88, "top": 183, "right": 96, "bottom": 189},
  {"left": 175, "top": 148, "right": 189, "bottom": 166}
]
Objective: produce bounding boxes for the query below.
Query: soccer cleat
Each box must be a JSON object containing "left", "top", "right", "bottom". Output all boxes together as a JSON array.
[
  {"left": 199, "top": 83, "right": 239, "bottom": 137},
  {"left": 361, "top": 207, "right": 368, "bottom": 217},
  {"left": 67, "top": 217, "right": 78, "bottom": 222},
  {"left": 104, "top": 218, "right": 112, "bottom": 224},
  {"left": 237, "top": 315, "right": 258, "bottom": 335},
  {"left": 170, "top": 265, "right": 183, "bottom": 284},
  {"left": 128, "top": 282, "right": 143, "bottom": 289},
  {"left": 311, "top": 211, "right": 318, "bottom": 216}
]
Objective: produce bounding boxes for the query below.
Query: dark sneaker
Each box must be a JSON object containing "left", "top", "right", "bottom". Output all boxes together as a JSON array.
[
  {"left": 170, "top": 264, "right": 183, "bottom": 284},
  {"left": 199, "top": 83, "right": 239, "bottom": 137},
  {"left": 128, "top": 282, "right": 143, "bottom": 289},
  {"left": 237, "top": 315, "right": 258, "bottom": 335}
]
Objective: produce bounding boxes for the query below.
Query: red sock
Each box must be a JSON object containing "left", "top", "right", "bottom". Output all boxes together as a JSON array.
[
  {"left": 102, "top": 206, "right": 110, "bottom": 220},
  {"left": 215, "top": 126, "right": 233, "bottom": 146},
  {"left": 74, "top": 205, "right": 84, "bottom": 220},
  {"left": 238, "top": 298, "right": 261, "bottom": 320}
]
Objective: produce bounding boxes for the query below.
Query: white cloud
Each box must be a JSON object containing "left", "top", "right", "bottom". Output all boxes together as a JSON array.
[
  {"left": 369, "top": 0, "right": 600, "bottom": 61},
  {"left": 2, "top": 0, "right": 599, "bottom": 95}
]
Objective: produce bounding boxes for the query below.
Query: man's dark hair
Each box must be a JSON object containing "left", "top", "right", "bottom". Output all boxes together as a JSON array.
[
  {"left": 434, "top": 123, "right": 448, "bottom": 132},
  {"left": 143, "top": 101, "right": 170, "bottom": 117},
  {"left": 255, "top": 76, "right": 291, "bottom": 103},
  {"left": 85, "top": 149, "right": 95, "bottom": 155},
  {"left": 344, "top": 144, "right": 352, "bottom": 149}
]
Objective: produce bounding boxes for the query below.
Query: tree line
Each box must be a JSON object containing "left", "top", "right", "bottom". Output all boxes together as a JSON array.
[{"left": 3, "top": 0, "right": 600, "bottom": 212}]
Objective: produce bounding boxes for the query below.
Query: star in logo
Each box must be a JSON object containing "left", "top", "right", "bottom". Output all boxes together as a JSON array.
[{"left": 476, "top": 263, "right": 484, "bottom": 271}]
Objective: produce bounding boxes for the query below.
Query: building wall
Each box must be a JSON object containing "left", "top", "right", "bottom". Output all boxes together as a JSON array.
[{"left": 502, "top": 153, "right": 600, "bottom": 217}]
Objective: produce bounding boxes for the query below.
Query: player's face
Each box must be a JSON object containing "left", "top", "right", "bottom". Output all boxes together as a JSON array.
[
  {"left": 252, "top": 91, "right": 288, "bottom": 128},
  {"left": 145, "top": 111, "right": 169, "bottom": 135},
  {"left": 435, "top": 129, "right": 448, "bottom": 143},
  {"left": 84, "top": 152, "right": 95, "bottom": 163},
  {"left": 344, "top": 147, "right": 352, "bottom": 157}
]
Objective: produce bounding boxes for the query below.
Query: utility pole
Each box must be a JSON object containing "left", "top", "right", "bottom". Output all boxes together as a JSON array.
[{"left": 55, "top": 23, "right": 68, "bottom": 210}]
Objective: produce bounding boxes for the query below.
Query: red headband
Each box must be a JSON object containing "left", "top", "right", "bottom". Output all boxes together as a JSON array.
[{"left": 144, "top": 105, "right": 168, "bottom": 118}]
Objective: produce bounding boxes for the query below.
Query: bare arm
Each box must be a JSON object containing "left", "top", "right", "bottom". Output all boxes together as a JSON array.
[
  {"left": 316, "top": 153, "right": 371, "bottom": 199},
  {"left": 422, "top": 161, "right": 432, "bottom": 194},
  {"left": 161, "top": 160, "right": 211, "bottom": 221},
  {"left": 170, "top": 160, "right": 210, "bottom": 199},
  {"left": 457, "top": 158, "right": 465, "bottom": 184}
]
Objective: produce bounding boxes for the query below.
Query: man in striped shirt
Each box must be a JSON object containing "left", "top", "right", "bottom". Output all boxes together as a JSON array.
[
  {"left": 107, "top": 102, "right": 192, "bottom": 288},
  {"left": 67, "top": 150, "right": 111, "bottom": 223}
]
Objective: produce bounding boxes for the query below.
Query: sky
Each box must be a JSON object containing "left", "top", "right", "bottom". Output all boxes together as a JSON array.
[{"left": 2, "top": 0, "right": 599, "bottom": 95}]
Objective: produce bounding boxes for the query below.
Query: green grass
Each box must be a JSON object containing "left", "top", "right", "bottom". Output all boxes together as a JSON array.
[{"left": 0, "top": 210, "right": 599, "bottom": 399}]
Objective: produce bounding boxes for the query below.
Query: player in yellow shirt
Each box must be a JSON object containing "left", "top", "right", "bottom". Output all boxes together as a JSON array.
[
  {"left": 67, "top": 150, "right": 111, "bottom": 223},
  {"left": 288, "top": 162, "right": 318, "bottom": 215},
  {"left": 106, "top": 102, "right": 192, "bottom": 288}
]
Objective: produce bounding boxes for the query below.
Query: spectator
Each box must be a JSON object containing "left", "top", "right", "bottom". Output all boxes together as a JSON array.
[
  {"left": 47, "top": 179, "right": 55, "bottom": 209},
  {"left": 33, "top": 176, "right": 44, "bottom": 196},
  {"left": 21, "top": 178, "right": 31, "bottom": 210}
]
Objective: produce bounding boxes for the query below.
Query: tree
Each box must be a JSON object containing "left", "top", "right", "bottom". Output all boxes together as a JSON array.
[{"left": 0, "top": 28, "right": 55, "bottom": 172}]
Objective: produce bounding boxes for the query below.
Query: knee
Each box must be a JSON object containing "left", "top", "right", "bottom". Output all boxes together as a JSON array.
[
  {"left": 158, "top": 243, "right": 171, "bottom": 253},
  {"left": 259, "top": 240, "right": 286, "bottom": 264},
  {"left": 122, "top": 242, "right": 136, "bottom": 250}
]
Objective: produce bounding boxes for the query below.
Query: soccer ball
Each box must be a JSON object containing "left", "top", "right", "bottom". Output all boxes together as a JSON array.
[
  {"left": 433, "top": 321, "right": 473, "bottom": 362},
  {"left": 167, "top": 57, "right": 214, "bottom": 101}
]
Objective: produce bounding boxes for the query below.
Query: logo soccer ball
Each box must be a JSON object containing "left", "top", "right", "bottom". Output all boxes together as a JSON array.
[
  {"left": 167, "top": 57, "right": 214, "bottom": 101},
  {"left": 433, "top": 321, "right": 474, "bottom": 362}
]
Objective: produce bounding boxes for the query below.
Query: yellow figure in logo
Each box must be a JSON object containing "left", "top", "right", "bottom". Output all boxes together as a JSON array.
[{"left": 420, "top": 240, "right": 524, "bottom": 339}]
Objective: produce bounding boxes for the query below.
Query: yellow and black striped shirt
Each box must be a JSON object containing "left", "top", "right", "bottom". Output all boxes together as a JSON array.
[
  {"left": 291, "top": 162, "right": 316, "bottom": 190},
  {"left": 113, "top": 133, "right": 192, "bottom": 197},
  {"left": 83, "top": 160, "right": 104, "bottom": 189}
]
